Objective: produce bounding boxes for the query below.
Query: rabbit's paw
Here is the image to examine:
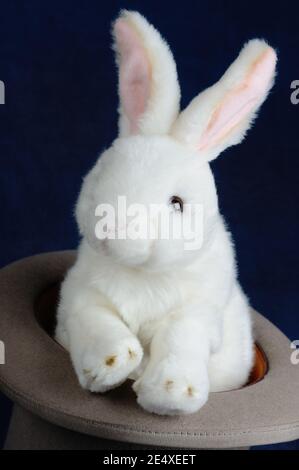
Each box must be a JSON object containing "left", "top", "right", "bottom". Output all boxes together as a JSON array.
[
  {"left": 133, "top": 360, "right": 209, "bottom": 415},
  {"left": 77, "top": 336, "right": 143, "bottom": 393}
]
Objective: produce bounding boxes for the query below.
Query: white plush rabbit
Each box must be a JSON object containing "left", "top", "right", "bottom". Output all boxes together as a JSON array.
[{"left": 56, "top": 10, "right": 277, "bottom": 415}]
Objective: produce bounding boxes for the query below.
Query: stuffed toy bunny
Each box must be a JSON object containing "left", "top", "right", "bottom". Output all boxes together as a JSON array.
[{"left": 56, "top": 10, "right": 277, "bottom": 415}]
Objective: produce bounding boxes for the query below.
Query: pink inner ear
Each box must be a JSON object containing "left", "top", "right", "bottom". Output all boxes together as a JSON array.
[
  {"left": 114, "top": 19, "right": 151, "bottom": 134},
  {"left": 198, "top": 48, "right": 276, "bottom": 151}
]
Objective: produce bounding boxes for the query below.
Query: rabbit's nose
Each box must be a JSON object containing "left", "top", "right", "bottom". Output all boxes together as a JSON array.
[
  {"left": 105, "top": 236, "right": 153, "bottom": 267},
  {"left": 113, "top": 222, "right": 127, "bottom": 236},
  {"left": 103, "top": 220, "right": 126, "bottom": 238}
]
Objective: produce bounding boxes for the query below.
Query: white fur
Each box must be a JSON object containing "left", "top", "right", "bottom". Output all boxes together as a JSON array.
[
  {"left": 56, "top": 11, "right": 277, "bottom": 415},
  {"left": 172, "top": 39, "right": 277, "bottom": 161},
  {"left": 113, "top": 10, "right": 180, "bottom": 137}
]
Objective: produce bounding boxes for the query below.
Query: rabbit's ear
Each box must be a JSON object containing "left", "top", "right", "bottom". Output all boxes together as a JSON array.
[
  {"left": 172, "top": 40, "right": 277, "bottom": 161},
  {"left": 113, "top": 10, "right": 180, "bottom": 137}
]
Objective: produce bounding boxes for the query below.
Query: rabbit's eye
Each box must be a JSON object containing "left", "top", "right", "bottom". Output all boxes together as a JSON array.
[{"left": 170, "top": 195, "right": 184, "bottom": 212}]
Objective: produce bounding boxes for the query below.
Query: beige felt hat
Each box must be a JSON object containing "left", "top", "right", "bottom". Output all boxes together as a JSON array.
[{"left": 0, "top": 252, "right": 299, "bottom": 449}]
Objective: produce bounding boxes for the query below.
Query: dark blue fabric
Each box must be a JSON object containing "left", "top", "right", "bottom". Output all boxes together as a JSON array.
[{"left": 0, "top": 0, "right": 298, "bottom": 450}]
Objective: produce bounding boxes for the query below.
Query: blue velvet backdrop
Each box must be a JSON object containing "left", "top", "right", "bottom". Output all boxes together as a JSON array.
[{"left": 0, "top": 0, "right": 298, "bottom": 450}]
